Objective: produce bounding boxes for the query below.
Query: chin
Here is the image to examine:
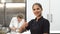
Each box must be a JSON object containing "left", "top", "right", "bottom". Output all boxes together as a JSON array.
[
  {"left": 35, "top": 15, "right": 39, "bottom": 17},
  {"left": 37, "top": 15, "right": 41, "bottom": 17}
]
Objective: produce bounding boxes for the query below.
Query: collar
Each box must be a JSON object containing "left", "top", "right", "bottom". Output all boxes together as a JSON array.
[{"left": 35, "top": 16, "right": 43, "bottom": 21}]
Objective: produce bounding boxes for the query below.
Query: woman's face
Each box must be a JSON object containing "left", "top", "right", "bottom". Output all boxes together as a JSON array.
[{"left": 32, "top": 5, "right": 42, "bottom": 17}]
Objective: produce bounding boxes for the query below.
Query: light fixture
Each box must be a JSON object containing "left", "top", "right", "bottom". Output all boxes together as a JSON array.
[
  {"left": 0, "top": 4, "right": 4, "bottom": 8},
  {"left": 6, "top": 3, "right": 25, "bottom": 8},
  {"left": 1, "top": 0, "right": 5, "bottom": 3}
]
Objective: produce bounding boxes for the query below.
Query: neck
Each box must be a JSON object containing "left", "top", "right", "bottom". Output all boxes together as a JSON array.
[{"left": 36, "top": 16, "right": 42, "bottom": 21}]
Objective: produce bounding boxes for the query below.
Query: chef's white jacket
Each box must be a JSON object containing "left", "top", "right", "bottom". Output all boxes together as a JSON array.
[{"left": 9, "top": 17, "right": 24, "bottom": 32}]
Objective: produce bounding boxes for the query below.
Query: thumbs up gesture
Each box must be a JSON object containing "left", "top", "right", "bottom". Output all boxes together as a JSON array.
[
  {"left": 21, "top": 20, "right": 28, "bottom": 29},
  {"left": 19, "top": 20, "right": 28, "bottom": 33}
]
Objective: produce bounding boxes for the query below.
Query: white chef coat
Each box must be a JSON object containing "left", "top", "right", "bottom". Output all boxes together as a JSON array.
[{"left": 9, "top": 17, "right": 24, "bottom": 32}]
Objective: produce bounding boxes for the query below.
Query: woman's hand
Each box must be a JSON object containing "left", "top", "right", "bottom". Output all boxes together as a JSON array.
[
  {"left": 19, "top": 21, "right": 28, "bottom": 33},
  {"left": 23, "top": 21, "right": 28, "bottom": 27}
]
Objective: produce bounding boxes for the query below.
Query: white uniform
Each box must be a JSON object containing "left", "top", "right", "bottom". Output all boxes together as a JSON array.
[{"left": 9, "top": 17, "right": 24, "bottom": 34}]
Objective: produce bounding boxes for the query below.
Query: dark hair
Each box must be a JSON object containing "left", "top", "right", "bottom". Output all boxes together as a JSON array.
[
  {"left": 17, "top": 14, "right": 23, "bottom": 19},
  {"left": 32, "top": 3, "right": 43, "bottom": 10}
]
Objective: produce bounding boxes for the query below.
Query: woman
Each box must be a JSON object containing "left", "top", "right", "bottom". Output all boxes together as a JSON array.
[{"left": 20, "top": 3, "right": 50, "bottom": 34}]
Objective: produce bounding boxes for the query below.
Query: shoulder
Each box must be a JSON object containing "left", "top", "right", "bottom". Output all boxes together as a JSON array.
[
  {"left": 42, "top": 18, "right": 50, "bottom": 24},
  {"left": 11, "top": 17, "right": 17, "bottom": 20},
  {"left": 43, "top": 18, "right": 49, "bottom": 22},
  {"left": 29, "top": 19, "right": 35, "bottom": 22},
  {"left": 10, "top": 17, "right": 17, "bottom": 23},
  {"left": 28, "top": 19, "right": 35, "bottom": 24}
]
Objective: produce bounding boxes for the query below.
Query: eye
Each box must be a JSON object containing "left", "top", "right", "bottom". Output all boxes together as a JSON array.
[
  {"left": 33, "top": 9, "right": 35, "bottom": 11},
  {"left": 37, "top": 8, "right": 39, "bottom": 10}
]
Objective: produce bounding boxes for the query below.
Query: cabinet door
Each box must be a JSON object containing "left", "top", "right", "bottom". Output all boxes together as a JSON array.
[{"left": 50, "top": 0, "right": 60, "bottom": 33}]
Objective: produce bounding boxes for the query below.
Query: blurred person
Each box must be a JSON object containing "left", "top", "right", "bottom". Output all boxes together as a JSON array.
[{"left": 9, "top": 14, "right": 25, "bottom": 33}]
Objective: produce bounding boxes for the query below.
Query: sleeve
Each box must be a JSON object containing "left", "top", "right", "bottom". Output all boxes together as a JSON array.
[
  {"left": 25, "top": 21, "right": 30, "bottom": 30},
  {"left": 26, "top": 20, "right": 33, "bottom": 30},
  {"left": 43, "top": 20, "right": 50, "bottom": 33},
  {"left": 9, "top": 18, "right": 14, "bottom": 28}
]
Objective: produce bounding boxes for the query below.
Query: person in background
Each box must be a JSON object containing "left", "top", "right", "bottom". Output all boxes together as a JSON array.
[
  {"left": 9, "top": 14, "right": 25, "bottom": 33},
  {"left": 20, "top": 3, "right": 50, "bottom": 34}
]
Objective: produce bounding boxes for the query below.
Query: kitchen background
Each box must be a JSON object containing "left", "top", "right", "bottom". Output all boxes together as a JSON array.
[
  {"left": 0, "top": 0, "right": 26, "bottom": 34},
  {"left": 0, "top": 0, "right": 60, "bottom": 34}
]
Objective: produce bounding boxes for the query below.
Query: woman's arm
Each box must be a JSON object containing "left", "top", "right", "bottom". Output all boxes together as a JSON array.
[
  {"left": 19, "top": 21, "right": 28, "bottom": 33},
  {"left": 43, "top": 20, "right": 50, "bottom": 34}
]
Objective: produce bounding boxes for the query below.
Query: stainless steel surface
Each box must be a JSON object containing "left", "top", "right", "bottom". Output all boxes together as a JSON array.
[
  {"left": 5, "top": 3, "right": 25, "bottom": 27},
  {"left": 0, "top": 0, "right": 25, "bottom": 3},
  {"left": 0, "top": 3, "right": 26, "bottom": 27},
  {"left": 0, "top": 3, "right": 4, "bottom": 25}
]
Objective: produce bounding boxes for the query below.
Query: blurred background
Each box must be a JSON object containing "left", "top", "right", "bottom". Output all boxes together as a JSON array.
[
  {"left": 0, "top": 0, "right": 26, "bottom": 27},
  {"left": 0, "top": 0, "right": 26, "bottom": 34}
]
